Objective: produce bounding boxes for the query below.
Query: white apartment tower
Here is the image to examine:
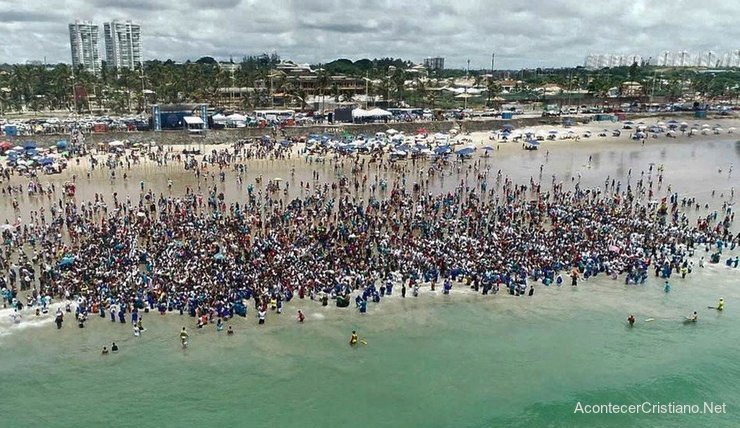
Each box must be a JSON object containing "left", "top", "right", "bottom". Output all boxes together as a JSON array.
[
  {"left": 104, "top": 20, "right": 142, "bottom": 70},
  {"left": 69, "top": 20, "right": 101, "bottom": 75}
]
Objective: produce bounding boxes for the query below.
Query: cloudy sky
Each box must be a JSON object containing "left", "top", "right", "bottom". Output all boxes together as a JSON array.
[{"left": 0, "top": 0, "right": 738, "bottom": 69}]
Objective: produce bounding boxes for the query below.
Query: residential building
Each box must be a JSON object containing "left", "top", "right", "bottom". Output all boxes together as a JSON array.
[
  {"left": 620, "top": 81, "right": 643, "bottom": 97},
  {"left": 423, "top": 57, "right": 445, "bottom": 71},
  {"left": 103, "top": 20, "right": 142, "bottom": 70},
  {"left": 69, "top": 20, "right": 101, "bottom": 75}
]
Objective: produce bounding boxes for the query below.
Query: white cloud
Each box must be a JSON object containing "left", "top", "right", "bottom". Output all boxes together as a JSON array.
[{"left": 0, "top": 0, "right": 738, "bottom": 68}]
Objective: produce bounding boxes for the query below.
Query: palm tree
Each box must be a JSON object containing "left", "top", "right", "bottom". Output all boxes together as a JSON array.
[
  {"left": 415, "top": 79, "right": 427, "bottom": 107},
  {"left": 240, "top": 89, "right": 254, "bottom": 110},
  {"left": 316, "top": 69, "right": 330, "bottom": 112},
  {"left": 486, "top": 80, "right": 502, "bottom": 107},
  {"left": 331, "top": 82, "right": 340, "bottom": 102},
  {"left": 392, "top": 69, "right": 406, "bottom": 102}
]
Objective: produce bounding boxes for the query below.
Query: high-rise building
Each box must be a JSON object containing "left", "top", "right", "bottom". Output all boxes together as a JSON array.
[
  {"left": 104, "top": 20, "right": 142, "bottom": 70},
  {"left": 69, "top": 20, "right": 101, "bottom": 75},
  {"left": 423, "top": 57, "right": 445, "bottom": 71}
]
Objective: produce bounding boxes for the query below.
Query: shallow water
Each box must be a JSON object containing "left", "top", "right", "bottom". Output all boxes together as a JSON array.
[
  {"left": 0, "top": 135, "right": 739, "bottom": 427},
  {"left": 1, "top": 266, "right": 738, "bottom": 427}
]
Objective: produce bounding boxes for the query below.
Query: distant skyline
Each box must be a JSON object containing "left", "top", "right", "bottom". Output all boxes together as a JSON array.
[{"left": 0, "top": 0, "right": 738, "bottom": 69}]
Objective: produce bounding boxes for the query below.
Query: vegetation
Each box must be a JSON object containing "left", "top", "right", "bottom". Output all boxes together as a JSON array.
[{"left": 0, "top": 55, "right": 738, "bottom": 114}]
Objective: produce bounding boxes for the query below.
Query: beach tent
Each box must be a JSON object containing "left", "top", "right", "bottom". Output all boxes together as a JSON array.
[
  {"left": 456, "top": 147, "right": 475, "bottom": 156},
  {"left": 352, "top": 108, "right": 370, "bottom": 119},
  {"left": 366, "top": 108, "right": 392, "bottom": 117},
  {"left": 434, "top": 146, "right": 452, "bottom": 155},
  {"left": 212, "top": 113, "right": 228, "bottom": 123},
  {"left": 226, "top": 113, "right": 247, "bottom": 122}
]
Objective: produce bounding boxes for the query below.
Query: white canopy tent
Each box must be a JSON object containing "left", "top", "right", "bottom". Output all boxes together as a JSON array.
[
  {"left": 352, "top": 108, "right": 393, "bottom": 119},
  {"left": 212, "top": 113, "right": 228, "bottom": 123}
]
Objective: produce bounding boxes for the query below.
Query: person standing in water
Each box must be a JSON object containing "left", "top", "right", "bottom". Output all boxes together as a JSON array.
[
  {"left": 297, "top": 310, "right": 305, "bottom": 323},
  {"left": 349, "top": 331, "right": 358, "bottom": 346},
  {"left": 180, "top": 327, "right": 189, "bottom": 348},
  {"left": 627, "top": 314, "right": 635, "bottom": 326}
]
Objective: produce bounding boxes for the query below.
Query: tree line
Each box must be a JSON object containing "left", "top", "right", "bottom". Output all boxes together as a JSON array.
[{"left": 0, "top": 56, "right": 737, "bottom": 115}]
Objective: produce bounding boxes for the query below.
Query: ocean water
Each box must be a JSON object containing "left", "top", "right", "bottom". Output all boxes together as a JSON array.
[
  {"left": 0, "top": 134, "right": 739, "bottom": 427},
  {"left": 1, "top": 264, "right": 738, "bottom": 428}
]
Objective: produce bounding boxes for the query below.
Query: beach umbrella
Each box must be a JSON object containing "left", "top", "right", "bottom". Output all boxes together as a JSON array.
[
  {"left": 608, "top": 245, "right": 620, "bottom": 253},
  {"left": 56, "top": 140, "right": 68, "bottom": 149},
  {"left": 38, "top": 157, "right": 54, "bottom": 166},
  {"left": 386, "top": 128, "right": 398, "bottom": 135},
  {"left": 501, "top": 124, "right": 514, "bottom": 130},
  {"left": 456, "top": 147, "right": 475, "bottom": 156},
  {"left": 13, "top": 146, "right": 23, "bottom": 151},
  {"left": 434, "top": 146, "right": 451, "bottom": 155},
  {"left": 482, "top": 146, "right": 495, "bottom": 151},
  {"left": 527, "top": 140, "right": 540, "bottom": 146},
  {"left": 0, "top": 141, "right": 11, "bottom": 150},
  {"left": 23, "top": 141, "right": 37, "bottom": 150}
]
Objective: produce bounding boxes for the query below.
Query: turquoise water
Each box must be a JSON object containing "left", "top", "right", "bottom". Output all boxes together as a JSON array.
[
  {"left": 1, "top": 264, "right": 738, "bottom": 428},
  {"left": 1, "top": 135, "right": 739, "bottom": 427}
]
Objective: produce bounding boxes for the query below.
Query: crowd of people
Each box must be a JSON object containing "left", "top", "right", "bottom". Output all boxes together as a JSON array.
[{"left": 1, "top": 137, "right": 738, "bottom": 335}]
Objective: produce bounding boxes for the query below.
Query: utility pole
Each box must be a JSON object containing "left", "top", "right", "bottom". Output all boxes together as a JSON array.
[
  {"left": 488, "top": 52, "right": 495, "bottom": 107},
  {"left": 141, "top": 63, "right": 147, "bottom": 112},
  {"left": 71, "top": 71, "right": 78, "bottom": 114},
  {"left": 465, "top": 59, "right": 470, "bottom": 110}
]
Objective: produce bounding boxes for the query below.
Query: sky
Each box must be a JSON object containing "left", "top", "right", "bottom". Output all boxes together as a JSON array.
[{"left": 0, "top": 0, "right": 738, "bottom": 69}]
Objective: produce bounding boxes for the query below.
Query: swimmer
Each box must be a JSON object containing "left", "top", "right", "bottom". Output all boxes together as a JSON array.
[
  {"left": 180, "top": 327, "right": 189, "bottom": 348},
  {"left": 102, "top": 346, "right": 109, "bottom": 355},
  {"left": 627, "top": 314, "right": 635, "bottom": 326},
  {"left": 664, "top": 281, "right": 671, "bottom": 293},
  {"left": 686, "top": 311, "right": 698, "bottom": 323},
  {"left": 709, "top": 298, "right": 724, "bottom": 311},
  {"left": 227, "top": 325, "right": 234, "bottom": 335}
]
